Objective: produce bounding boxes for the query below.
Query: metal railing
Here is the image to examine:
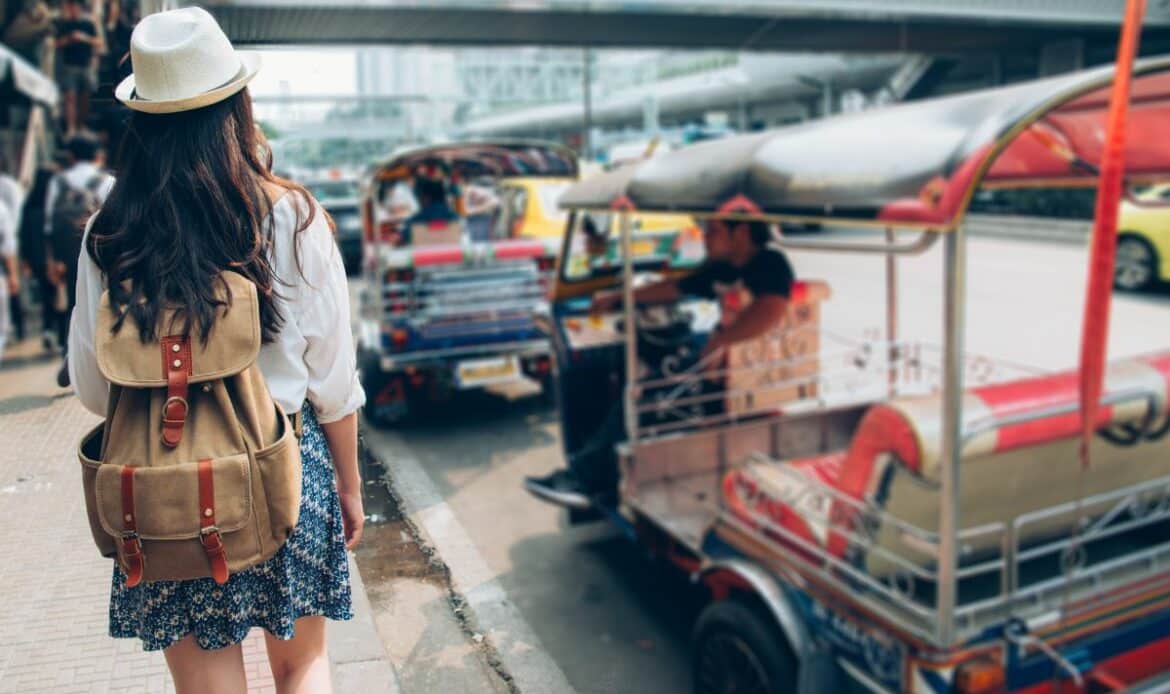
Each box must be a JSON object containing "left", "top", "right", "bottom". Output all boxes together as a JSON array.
[
  {"left": 382, "top": 260, "right": 549, "bottom": 325},
  {"left": 629, "top": 330, "right": 1041, "bottom": 442}
]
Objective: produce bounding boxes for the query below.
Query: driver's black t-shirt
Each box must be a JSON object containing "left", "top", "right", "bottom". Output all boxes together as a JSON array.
[{"left": 677, "top": 245, "right": 795, "bottom": 301}]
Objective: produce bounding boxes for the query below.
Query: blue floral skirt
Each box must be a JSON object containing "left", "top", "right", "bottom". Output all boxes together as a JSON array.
[{"left": 109, "top": 405, "right": 353, "bottom": 651}]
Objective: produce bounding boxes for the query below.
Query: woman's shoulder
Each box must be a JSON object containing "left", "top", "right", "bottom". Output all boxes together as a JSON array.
[
  {"left": 266, "top": 183, "right": 325, "bottom": 233},
  {"left": 262, "top": 180, "right": 290, "bottom": 206},
  {"left": 265, "top": 184, "right": 335, "bottom": 274}
]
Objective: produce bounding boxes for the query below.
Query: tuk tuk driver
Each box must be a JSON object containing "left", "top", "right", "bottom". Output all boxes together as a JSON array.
[
  {"left": 526, "top": 218, "right": 795, "bottom": 508},
  {"left": 400, "top": 177, "right": 458, "bottom": 244}
]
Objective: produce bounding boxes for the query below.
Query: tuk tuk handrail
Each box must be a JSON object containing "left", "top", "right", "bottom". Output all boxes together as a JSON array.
[
  {"left": 960, "top": 387, "right": 1162, "bottom": 446},
  {"left": 633, "top": 341, "right": 920, "bottom": 435},
  {"left": 750, "top": 455, "right": 1014, "bottom": 576},
  {"left": 771, "top": 229, "right": 941, "bottom": 256}
]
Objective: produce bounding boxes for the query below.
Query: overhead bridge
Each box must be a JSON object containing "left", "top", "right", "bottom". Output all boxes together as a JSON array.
[{"left": 169, "top": 1, "right": 1170, "bottom": 52}]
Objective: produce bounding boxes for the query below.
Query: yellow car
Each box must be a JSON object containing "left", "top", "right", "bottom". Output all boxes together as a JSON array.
[
  {"left": 497, "top": 177, "right": 574, "bottom": 239},
  {"left": 1116, "top": 183, "right": 1170, "bottom": 291},
  {"left": 497, "top": 174, "right": 702, "bottom": 251}
]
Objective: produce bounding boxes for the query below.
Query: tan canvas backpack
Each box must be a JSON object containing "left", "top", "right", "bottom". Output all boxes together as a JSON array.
[{"left": 78, "top": 271, "right": 302, "bottom": 586}]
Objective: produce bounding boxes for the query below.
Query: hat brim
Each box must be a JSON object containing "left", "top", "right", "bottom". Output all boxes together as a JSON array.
[{"left": 115, "top": 51, "right": 261, "bottom": 114}]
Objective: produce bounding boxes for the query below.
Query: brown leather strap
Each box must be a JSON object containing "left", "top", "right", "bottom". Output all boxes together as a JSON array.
[
  {"left": 120, "top": 466, "right": 145, "bottom": 587},
  {"left": 160, "top": 336, "right": 192, "bottom": 448},
  {"left": 198, "top": 460, "right": 230, "bottom": 584}
]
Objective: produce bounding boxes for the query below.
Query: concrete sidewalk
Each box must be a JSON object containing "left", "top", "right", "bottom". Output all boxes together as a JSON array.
[{"left": 0, "top": 341, "right": 400, "bottom": 694}]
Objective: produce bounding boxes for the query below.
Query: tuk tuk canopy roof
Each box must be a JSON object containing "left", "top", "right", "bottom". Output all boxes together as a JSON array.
[
  {"left": 370, "top": 140, "right": 579, "bottom": 182},
  {"left": 560, "top": 57, "right": 1170, "bottom": 230},
  {"left": 0, "top": 45, "right": 58, "bottom": 108}
]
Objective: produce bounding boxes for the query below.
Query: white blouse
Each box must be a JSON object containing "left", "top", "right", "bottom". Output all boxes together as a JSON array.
[{"left": 69, "top": 192, "right": 366, "bottom": 423}]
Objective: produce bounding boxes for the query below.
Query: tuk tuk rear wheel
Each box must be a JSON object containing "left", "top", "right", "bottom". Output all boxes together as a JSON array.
[
  {"left": 360, "top": 356, "right": 413, "bottom": 428},
  {"left": 692, "top": 598, "right": 796, "bottom": 694}
]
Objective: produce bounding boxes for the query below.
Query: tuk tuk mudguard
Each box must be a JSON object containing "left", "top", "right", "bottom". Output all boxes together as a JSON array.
[{"left": 697, "top": 559, "right": 841, "bottom": 694}]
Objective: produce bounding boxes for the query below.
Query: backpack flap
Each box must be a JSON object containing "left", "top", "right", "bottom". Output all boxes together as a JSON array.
[
  {"left": 94, "top": 271, "right": 262, "bottom": 387},
  {"left": 92, "top": 455, "right": 253, "bottom": 541}
]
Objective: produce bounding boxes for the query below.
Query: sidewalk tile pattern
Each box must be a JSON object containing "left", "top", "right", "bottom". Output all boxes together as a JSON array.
[{"left": 0, "top": 361, "right": 275, "bottom": 693}]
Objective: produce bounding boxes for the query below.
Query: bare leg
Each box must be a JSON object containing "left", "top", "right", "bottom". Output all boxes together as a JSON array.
[
  {"left": 264, "top": 616, "right": 332, "bottom": 694},
  {"left": 63, "top": 90, "right": 77, "bottom": 134},
  {"left": 78, "top": 88, "right": 91, "bottom": 130},
  {"left": 163, "top": 634, "right": 248, "bottom": 694}
]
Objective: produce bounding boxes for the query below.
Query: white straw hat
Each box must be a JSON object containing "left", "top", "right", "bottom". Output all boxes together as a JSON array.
[{"left": 115, "top": 7, "right": 260, "bottom": 114}]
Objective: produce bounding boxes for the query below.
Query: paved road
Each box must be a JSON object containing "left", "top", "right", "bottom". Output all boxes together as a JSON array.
[{"left": 355, "top": 230, "right": 1170, "bottom": 694}]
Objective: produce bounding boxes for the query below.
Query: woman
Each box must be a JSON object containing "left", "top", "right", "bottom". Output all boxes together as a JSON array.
[
  {"left": 17, "top": 165, "right": 58, "bottom": 351},
  {"left": 68, "top": 8, "right": 365, "bottom": 693}
]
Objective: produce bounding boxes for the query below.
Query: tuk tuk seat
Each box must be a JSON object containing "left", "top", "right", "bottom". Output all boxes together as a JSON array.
[
  {"left": 410, "top": 220, "right": 465, "bottom": 247},
  {"left": 724, "top": 351, "right": 1170, "bottom": 578}
]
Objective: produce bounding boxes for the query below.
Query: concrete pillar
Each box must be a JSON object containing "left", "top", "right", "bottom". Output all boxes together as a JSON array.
[{"left": 140, "top": 0, "right": 180, "bottom": 15}]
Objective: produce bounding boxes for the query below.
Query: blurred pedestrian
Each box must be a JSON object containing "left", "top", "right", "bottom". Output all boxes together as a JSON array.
[
  {"left": 53, "top": 0, "right": 105, "bottom": 134},
  {"left": 104, "top": 0, "right": 139, "bottom": 82},
  {"left": 18, "top": 165, "right": 59, "bottom": 351},
  {"left": 0, "top": 154, "right": 24, "bottom": 344},
  {"left": 0, "top": 203, "right": 17, "bottom": 364},
  {"left": 463, "top": 181, "right": 500, "bottom": 241},
  {"left": 69, "top": 8, "right": 364, "bottom": 692},
  {"left": 0, "top": 154, "right": 22, "bottom": 226},
  {"left": 2, "top": 1, "right": 54, "bottom": 66},
  {"left": 45, "top": 131, "right": 114, "bottom": 386}
]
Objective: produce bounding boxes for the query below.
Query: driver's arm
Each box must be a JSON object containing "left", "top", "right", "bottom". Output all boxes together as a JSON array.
[
  {"left": 591, "top": 277, "right": 682, "bottom": 312},
  {"left": 704, "top": 295, "right": 788, "bottom": 354},
  {"left": 632, "top": 279, "right": 684, "bottom": 305}
]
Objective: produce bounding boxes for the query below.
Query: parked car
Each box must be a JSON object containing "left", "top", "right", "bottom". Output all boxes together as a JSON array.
[
  {"left": 494, "top": 177, "right": 573, "bottom": 240},
  {"left": 1115, "top": 183, "right": 1170, "bottom": 291}
]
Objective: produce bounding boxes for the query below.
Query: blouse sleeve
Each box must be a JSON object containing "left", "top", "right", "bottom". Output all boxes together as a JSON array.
[
  {"left": 69, "top": 218, "right": 110, "bottom": 416},
  {"left": 295, "top": 206, "right": 366, "bottom": 423}
]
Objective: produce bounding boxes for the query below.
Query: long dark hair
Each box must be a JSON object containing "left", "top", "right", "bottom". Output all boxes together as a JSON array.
[{"left": 87, "top": 88, "right": 319, "bottom": 344}]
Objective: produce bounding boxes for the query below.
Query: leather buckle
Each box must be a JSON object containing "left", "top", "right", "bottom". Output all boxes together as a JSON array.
[
  {"left": 200, "top": 526, "right": 223, "bottom": 550},
  {"left": 199, "top": 525, "right": 229, "bottom": 584},
  {"left": 121, "top": 531, "right": 143, "bottom": 555},
  {"left": 162, "top": 395, "right": 189, "bottom": 423},
  {"left": 120, "top": 531, "right": 146, "bottom": 587}
]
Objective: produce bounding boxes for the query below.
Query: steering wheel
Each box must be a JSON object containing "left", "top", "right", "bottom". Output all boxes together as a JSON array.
[{"left": 612, "top": 303, "right": 698, "bottom": 367}]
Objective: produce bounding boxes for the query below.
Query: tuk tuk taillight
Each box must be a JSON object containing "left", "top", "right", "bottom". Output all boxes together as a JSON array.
[
  {"left": 384, "top": 268, "right": 415, "bottom": 284},
  {"left": 953, "top": 657, "right": 1005, "bottom": 694}
]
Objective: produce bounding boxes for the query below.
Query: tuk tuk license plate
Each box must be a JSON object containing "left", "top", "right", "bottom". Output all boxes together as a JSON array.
[{"left": 456, "top": 356, "right": 520, "bottom": 388}]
